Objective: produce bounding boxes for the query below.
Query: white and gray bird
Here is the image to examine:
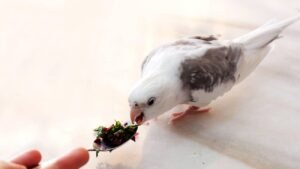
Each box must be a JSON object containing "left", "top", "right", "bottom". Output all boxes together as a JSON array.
[{"left": 129, "top": 15, "right": 300, "bottom": 125}]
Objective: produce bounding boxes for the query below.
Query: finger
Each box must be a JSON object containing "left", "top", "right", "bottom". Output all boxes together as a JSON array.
[
  {"left": 0, "top": 161, "right": 26, "bottom": 169},
  {"left": 10, "top": 150, "right": 42, "bottom": 168},
  {"left": 43, "top": 148, "right": 89, "bottom": 169}
]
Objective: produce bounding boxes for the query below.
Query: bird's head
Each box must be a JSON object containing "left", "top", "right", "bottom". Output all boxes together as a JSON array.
[{"left": 128, "top": 75, "right": 185, "bottom": 125}]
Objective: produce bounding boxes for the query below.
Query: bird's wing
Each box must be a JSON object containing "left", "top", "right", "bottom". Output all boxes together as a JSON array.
[
  {"left": 141, "top": 35, "right": 219, "bottom": 73},
  {"left": 179, "top": 43, "right": 243, "bottom": 103}
]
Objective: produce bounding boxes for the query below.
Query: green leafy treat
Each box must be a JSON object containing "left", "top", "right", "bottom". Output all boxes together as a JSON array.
[{"left": 91, "top": 121, "right": 138, "bottom": 157}]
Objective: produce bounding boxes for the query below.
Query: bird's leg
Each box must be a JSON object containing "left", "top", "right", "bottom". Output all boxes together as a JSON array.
[{"left": 170, "top": 106, "right": 211, "bottom": 122}]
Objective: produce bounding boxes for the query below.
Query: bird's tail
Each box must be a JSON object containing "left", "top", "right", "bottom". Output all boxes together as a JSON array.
[{"left": 234, "top": 15, "right": 300, "bottom": 82}]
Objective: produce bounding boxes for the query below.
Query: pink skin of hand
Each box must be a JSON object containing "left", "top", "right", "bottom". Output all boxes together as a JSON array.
[{"left": 0, "top": 148, "right": 89, "bottom": 169}]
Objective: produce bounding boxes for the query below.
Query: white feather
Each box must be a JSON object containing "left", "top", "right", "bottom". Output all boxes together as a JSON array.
[
  {"left": 235, "top": 15, "right": 300, "bottom": 82},
  {"left": 234, "top": 15, "right": 300, "bottom": 49}
]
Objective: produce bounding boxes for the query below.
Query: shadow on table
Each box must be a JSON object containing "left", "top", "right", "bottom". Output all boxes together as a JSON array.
[{"left": 97, "top": 162, "right": 131, "bottom": 169}]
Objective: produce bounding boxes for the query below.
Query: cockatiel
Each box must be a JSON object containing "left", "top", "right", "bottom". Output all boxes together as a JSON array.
[{"left": 129, "top": 15, "right": 300, "bottom": 125}]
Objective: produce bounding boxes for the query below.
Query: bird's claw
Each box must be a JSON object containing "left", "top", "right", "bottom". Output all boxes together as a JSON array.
[{"left": 170, "top": 106, "right": 211, "bottom": 123}]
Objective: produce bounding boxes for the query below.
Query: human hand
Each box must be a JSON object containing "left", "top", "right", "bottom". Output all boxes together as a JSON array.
[{"left": 0, "top": 148, "right": 89, "bottom": 169}]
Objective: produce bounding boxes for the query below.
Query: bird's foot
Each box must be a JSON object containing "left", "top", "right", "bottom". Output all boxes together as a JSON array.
[{"left": 170, "top": 106, "right": 211, "bottom": 122}]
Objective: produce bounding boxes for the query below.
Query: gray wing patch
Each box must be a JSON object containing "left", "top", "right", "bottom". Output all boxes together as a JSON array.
[
  {"left": 190, "top": 35, "right": 218, "bottom": 42},
  {"left": 180, "top": 44, "right": 243, "bottom": 92}
]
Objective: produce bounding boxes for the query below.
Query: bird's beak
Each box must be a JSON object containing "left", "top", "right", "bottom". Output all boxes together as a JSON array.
[{"left": 130, "top": 106, "right": 145, "bottom": 126}]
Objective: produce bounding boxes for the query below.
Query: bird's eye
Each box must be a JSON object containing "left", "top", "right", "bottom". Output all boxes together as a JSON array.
[{"left": 147, "top": 97, "right": 156, "bottom": 106}]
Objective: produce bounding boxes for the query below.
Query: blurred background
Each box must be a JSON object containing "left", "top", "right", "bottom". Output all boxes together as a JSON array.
[{"left": 0, "top": 0, "right": 299, "bottom": 168}]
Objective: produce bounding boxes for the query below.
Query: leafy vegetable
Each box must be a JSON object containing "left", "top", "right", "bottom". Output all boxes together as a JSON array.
[{"left": 90, "top": 121, "right": 138, "bottom": 157}]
